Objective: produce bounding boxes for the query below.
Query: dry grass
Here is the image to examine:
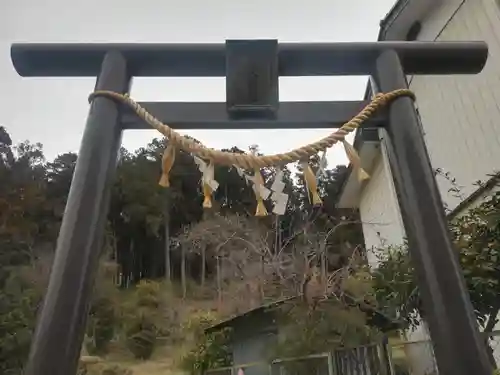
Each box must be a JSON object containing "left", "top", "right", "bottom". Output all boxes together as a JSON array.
[
  {"left": 104, "top": 358, "right": 181, "bottom": 375},
  {"left": 83, "top": 344, "right": 187, "bottom": 375},
  {"left": 81, "top": 281, "right": 226, "bottom": 375},
  {"left": 114, "top": 345, "right": 186, "bottom": 375}
]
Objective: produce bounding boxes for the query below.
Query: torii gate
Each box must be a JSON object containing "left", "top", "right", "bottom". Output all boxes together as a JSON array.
[{"left": 11, "top": 40, "right": 491, "bottom": 375}]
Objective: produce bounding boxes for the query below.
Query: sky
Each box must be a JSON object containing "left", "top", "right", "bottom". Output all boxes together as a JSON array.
[{"left": 1, "top": 0, "right": 396, "bottom": 167}]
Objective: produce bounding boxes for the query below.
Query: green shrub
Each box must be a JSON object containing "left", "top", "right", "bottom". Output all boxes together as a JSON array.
[
  {"left": 85, "top": 260, "right": 120, "bottom": 356},
  {"left": 122, "top": 280, "right": 162, "bottom": 360},
  {"left": 78, "top": 362, "right": 133, "bottom": 375},
  {"left": 179, "top": 311, "right": 232, "bottom": 374},
  {"left": 134, "top": 280, "right": 162, "bottom": 309},
  {"left": 125, "top": 314, "right": 157, "bottom": 360},
  {"left": 100, "top": 364, "right": 133, "bottom": 375},
  {"left": 86, "top": 295, "right": 116, "bottom": 355},
  {"left": 0, "top": 271, "right": 41, "bottom": 375}
]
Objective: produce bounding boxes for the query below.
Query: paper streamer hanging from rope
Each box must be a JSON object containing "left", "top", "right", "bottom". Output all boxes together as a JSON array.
[
  {"left": 251, "top": 169, "right": 270, "bottom": 216},
  {"left": 193, "top": 156, "right": 219, "bottom": 208},
  {"left": 234, "top": 165, "right": 287, "bottom": 215},
  {"left": 158, "top": 142, "right": 176, "bottom": 187},
  {"left": 342, "top": 139, "right": 370, "bottom": 182},
  {"left": 299, "top": 160, "right": 322, "bottom": 206},
  {"left": 249, "top": 146, "right": 270, "bottom": 217},
  {"left": 89, "top": 89, "right": 416, "bottom": 215},
  {"left": 316, "top": 152, "right": 328, "bottom": 178},
  {"left": 270, "top": 168, "right": 289, "bottom": 215}
]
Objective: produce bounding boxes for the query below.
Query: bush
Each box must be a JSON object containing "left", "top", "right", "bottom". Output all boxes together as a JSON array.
[
  {"left": 122, "top": 280, "right": 162, "bottom": 360},
  {"left": 85, "top": 262, "right": 120, "bottom": 356},
  {"left": 179, "top": 311, "right": 232, "bottom": 374},
  {"left": 100, "top": 365, "right": 133, "bottom": 375},
  {"left": 0, "top": 271, "right": 42, "bottom": 375},
  {"left": 86, "top": 296, "right": 116, "bottom": 355},
  {"left": 125, "top": 314, "right": 157, "bottom": 360},
  {"left": 133, "top": 280, "right": 162, "bottom": 309},
  {"left": 78, "top": 361, "right": 133, "bottom": 375}
]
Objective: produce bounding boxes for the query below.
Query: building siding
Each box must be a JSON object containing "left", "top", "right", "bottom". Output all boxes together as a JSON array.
[
  {"left": 411, "top": 0, "right": 500, "bottom": 211},
  {"left": 359, "top": 130, "right": 406, "bottom": 257},
  {"left": 232, "top": 333, "right": 274, "bottom": 375},
  {"left": 357, "top": 1, "right": 500, "bottom": 367},
  {"left": 359, "top": 0, "right": 500, "bottom": 249}
]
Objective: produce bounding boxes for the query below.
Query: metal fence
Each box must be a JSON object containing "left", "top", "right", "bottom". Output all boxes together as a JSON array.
[
  {"left": 205, "top": 343, "right": 389, "bottom": 375},
  {"left": 271, "top": 353, "right": 331, "bottom": 375},
  {"left": 205, "top": 332, "right": 500, "bottom": 375},
  {"left": 205, "top": 368, "right": 233, "bottom": 375},
  {"left": 335, "top": 344, "right": 385, "bottom": 375},
  {"left": 205, "top": 362, "right": 270, "bottom": 375},
  {"left": 390, "top": 339, "right": 438, "bottom": 375},
  {"left": 388, "top": 330, "right": 500, "bottom": 375}
]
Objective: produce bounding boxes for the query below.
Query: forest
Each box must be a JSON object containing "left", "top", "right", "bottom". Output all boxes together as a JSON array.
[{"left": 1, "top": 124, "right": 500, "bottom": 375}]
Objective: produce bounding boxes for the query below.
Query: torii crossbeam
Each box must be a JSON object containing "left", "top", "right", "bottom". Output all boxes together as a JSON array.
[{"left": 10, "top": 40, "right": 491, "bottom": 375}]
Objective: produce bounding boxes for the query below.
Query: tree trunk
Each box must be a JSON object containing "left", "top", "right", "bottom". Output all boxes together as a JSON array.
[
  {"left": 181, "top": 244, "right": 187, "bottom": 299},
  {"left": 320, "top": 250, "right": 327, "bottom": 293},
  {"left": 260, "top": 254, "right": 265, "bottom": 302},
  {"left": 200, "top": 209, "right": 213, "bottom": 288},
  {"left": 164, "top": 189, "right": 171, "bottom": 281},
  {"left": 130, "top": 239, "right": 135, "bottom": 285},
  {"left": 274, "top": 215, "right": 280, "bottom": 254},
  {"left": 201, "top": 244, "right": 206, "bottom": 287},
  {"left": 216, "top": 256, "right": 222, "bottom": 310}
]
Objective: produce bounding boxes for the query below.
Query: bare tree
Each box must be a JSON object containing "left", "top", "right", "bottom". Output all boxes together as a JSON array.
[{"left": 178, "top": 211, "right": 378, "bottom": 325}]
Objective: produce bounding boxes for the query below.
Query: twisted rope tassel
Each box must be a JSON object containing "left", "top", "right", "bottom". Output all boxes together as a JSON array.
[
  {"left": 300, "top": 160, "right": 322, "bottom": 206},
  {"left": 270, "top": 167, "right": 289, "bottom": 216},
  {"left": 158, "top": 142, "right": 176, "bottom": 187},
  {"left": 247, "top": 146, "right": 268, "bottom": 217},
  {"left": 342, "top": 139, "right": 370, "bottom": 182},
  {"left": 202, "top": 181, "right": 213, "bottom": 208},
  {"left": 253, "top": 166, "right": 268, "bottom": 217},
  {"left": 193, "top": 156, "right": 218, "bottom": 209},
  {"left": 202, "top": 162, "right": 217, "bottom": 209}
]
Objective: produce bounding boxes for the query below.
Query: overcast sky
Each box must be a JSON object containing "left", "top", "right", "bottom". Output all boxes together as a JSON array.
[{"left": 1, "top": 0, "right": 396, "bottom": 166}]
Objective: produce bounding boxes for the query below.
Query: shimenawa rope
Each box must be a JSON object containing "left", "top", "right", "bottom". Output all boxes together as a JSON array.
[
  {"left": 88, "top": 89, "right": 415, "bottom": 214},
  {"left": 88, "top": 89, "right": 415, "bottom": 170}
]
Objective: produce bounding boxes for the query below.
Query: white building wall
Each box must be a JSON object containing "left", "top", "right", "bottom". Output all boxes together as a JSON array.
[
  {"left": 357, "top": 0, "right": 500, "bottom": 370},
  {"left": 360, "top": 0, "right": 500, "bottom": 247},
  {"left": 359, "top": 131, "right": 405, "bottom": 261},
  {"left": 411, "top": 0, "right": 500, "bottom": 211}
]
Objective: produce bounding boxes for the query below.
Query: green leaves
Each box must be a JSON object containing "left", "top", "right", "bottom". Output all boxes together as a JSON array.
[
  {"left": 0, "top": 271, "right": 42, "bottom": 375},
  {"left": 122, "top": 280, "right": 163, "bottom": 360},
  {"left": 179, "top": 312, "right": 232, "bottom": 373},
  {"left": 373, "top": 189, "right": 500, "bottom": 331}
]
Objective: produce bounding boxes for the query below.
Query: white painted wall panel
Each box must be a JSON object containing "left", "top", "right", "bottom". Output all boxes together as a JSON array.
[
  {"left": 359, "top": 132, "right": 406, "bottom": 264},
  {"left": 359, "top": 0, "right": 500, "bottom": 250},
  {"left": 411, "top": 0, "right": 500, "bottom": 210},
  {"left": 357, "top": 1, "right": 500, "bottom": 362}
]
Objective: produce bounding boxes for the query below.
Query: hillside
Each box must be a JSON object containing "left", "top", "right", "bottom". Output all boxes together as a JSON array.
[
  {"left": 1, "top": 125, "right": 373, "bottom": 375},
  {"left": 4, "top": 124, "right": 499, "bottom": 374}
]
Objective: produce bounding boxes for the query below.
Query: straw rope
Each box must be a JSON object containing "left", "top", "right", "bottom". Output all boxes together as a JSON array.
[{"left": 88, "top": 89, "right": 415, "bottom": 170}]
